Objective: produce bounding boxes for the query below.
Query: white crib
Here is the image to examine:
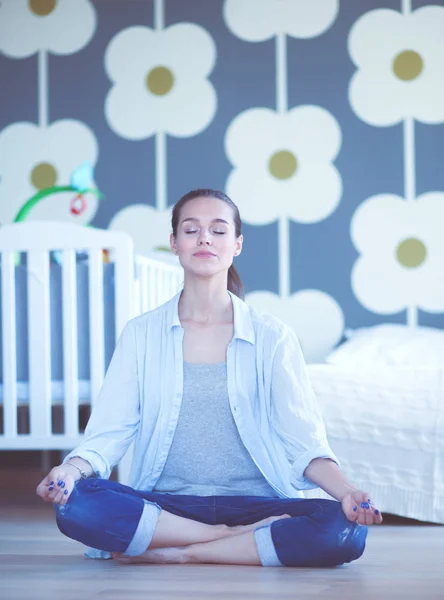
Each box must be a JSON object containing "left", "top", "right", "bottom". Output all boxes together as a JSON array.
[{"left": 0, "top": 221, "right": 183, "bottom": 482}]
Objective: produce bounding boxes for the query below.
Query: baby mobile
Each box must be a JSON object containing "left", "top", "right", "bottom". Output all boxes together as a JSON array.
[
  {"left": 13, "top": 161, "right": 101, "bottom": 222},
  {"left": 12, "top": 161, "right": 109, "bottom": 263}
]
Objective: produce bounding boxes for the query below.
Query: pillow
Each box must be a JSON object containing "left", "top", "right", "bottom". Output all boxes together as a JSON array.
[{"left": 326, "top": 324, "right": 444, "bottom": 368}]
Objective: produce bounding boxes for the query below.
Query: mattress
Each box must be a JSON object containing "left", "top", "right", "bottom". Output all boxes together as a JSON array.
[
  {"left": 0, "top": 380, "right": 91, "bottom": 403},
  {"left": 305, "top": 363, "right": 444, "bottom": 524}
]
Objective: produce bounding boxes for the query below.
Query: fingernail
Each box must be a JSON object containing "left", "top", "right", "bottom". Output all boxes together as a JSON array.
[
  {"left": 60, "top": 482, "right": 65, "bottom": 488},
  {"left": 64, "top": 489, "right": 68, "bottom": 495},
  {"left": 361, "top": 502, "right": 365, "bottom": 508},
  {"left": 353, "top": 506, "right": 357, "bottom": 511},
  {"left": 48, "top": 486, "right": 54, "bottom": 491},
  {"left": 365, "top": 503, "right": 370, "bottom": 509},
  {"left": 57, "top": 480, "right": 63, "bottom": 486},
  {"left": 50, "top": 481, "right": 54, "bottom": 486},
  {"left": 375, "top": 509, "right": 379, "bottom": 515}
]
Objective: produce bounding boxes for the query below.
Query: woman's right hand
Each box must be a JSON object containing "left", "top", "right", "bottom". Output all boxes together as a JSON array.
[{"left": 36, "top": 464, "right": 80, "bottom": 506}]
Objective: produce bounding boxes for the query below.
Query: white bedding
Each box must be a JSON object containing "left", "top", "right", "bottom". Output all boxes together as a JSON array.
[{"left": 305, "top": 364, "right": 444, "bottom": 524}]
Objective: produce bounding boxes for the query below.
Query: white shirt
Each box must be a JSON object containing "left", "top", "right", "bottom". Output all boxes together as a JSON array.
[{"left": 64, "top": 290, "right": 338, "bottom": 498}]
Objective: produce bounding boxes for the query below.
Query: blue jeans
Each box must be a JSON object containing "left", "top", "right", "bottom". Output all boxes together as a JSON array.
[{"left": 55, "top": 479, "right": 368, "bottom": 567}]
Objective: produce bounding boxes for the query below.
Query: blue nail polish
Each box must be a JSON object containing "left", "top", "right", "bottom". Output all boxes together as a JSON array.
[
  {"left": 58, "top": 480, "right": 63, "bottom": 486},
  {"left": 375, "top": 509, "right": 379, "bottom": 515},
  {"left": 361, "top": 502, "right": 365, "bottom": 508},
  {"left": 60, "top": 481, "right": 65, "bottom": 488},
  {"left": 64, "top": 489, "right": 68, "bottom": 495},
  {"left": 353, "top": 506, "right": 357, "bottom": 511},
  {"left": 48, "top": 486, "right": 54, "bottom": 491},
  {"left": 50, "top": 481, "right": 54, "bottom": 486},
  {"left": 365, "top": 503, "right": 370, "bottom": 509}
]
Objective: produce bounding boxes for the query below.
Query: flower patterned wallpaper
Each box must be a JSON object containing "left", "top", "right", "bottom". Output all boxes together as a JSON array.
[{"left": 0, "top": 0, "right": 443, "bottom": 362}]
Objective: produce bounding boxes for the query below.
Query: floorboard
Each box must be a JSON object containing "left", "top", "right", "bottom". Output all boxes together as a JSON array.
[{"left": 1, "top": 502, "right": 443, "bottom": 600}]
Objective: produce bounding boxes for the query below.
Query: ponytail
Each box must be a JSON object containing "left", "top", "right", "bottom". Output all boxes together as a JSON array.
[{"left": 228, "top": 264, "right": 244, "bottom": 300}]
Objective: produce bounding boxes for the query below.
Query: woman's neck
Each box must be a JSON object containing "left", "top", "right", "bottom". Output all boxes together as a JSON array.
[{"left": 178, "top": 283, "right": 233, "bottom": 325}]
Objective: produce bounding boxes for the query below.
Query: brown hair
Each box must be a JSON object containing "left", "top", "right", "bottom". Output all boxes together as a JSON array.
[{"left": 171, "top": 189, "right": 244, "bottom": 300}]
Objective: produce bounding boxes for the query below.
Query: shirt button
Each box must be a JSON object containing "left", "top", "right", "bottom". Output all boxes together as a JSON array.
[{"left": 233, "top": 406, "right": 237, "bottom": 412}]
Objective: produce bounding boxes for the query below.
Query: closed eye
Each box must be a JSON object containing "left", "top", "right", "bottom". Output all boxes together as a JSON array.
[{"left": 184, "top": 230, "right": 226, "bottom": 235}]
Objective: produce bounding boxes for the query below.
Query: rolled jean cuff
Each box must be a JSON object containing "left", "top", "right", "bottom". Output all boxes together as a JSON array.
[
  {"left": 123, "top": 500, "right": 162, "bottom": 557},
  {"left": 254, "top": 524, "right": 283, "bottom": 567}
]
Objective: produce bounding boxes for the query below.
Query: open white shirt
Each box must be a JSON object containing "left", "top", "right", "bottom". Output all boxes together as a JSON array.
[{"left": 64, "top": 291, "right": 338, "bottom": 497}]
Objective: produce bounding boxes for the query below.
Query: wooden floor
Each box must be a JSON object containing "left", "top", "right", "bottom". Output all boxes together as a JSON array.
[{"left": 1, "top": 501, "right": 443, "bottom": 600}]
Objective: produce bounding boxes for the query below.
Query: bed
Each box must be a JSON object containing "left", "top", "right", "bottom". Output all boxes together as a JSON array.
[
  {"left": 304, "top": 326, "right": 444, "bottom": 525},
  {"left": 0, "top": 221, "right": 183, "bottom": 482}
]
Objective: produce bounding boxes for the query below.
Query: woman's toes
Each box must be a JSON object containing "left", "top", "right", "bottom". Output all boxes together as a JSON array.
[
  {"left": 269, "top": 513, "right": 291, "bottom": 523},
  {"left": 231, "top": 513, "right": 292, "bottom": 535},
  {"left": 259, "top": 514, "right": 292, "bottom": 527},
  {"left": 111, "top": 552, "right": 131, "bottom": 563}
]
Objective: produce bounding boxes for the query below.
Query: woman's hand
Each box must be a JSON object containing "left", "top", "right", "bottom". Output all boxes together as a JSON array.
[
  {"left": 36, "top": 464, "right": 80, "bottom": 506},
  {"left": 342, "top": 489, "right": 383, "bottom": 525}
]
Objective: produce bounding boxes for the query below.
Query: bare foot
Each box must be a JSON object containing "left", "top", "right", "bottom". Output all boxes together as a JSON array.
[{"left": 112, "top": 547, "right": 188, "bottom": 565}]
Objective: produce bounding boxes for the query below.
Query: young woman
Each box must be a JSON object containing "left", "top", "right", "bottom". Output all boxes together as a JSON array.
[{"left": 36, "top": 189, "right": 382, "bottom": 567}]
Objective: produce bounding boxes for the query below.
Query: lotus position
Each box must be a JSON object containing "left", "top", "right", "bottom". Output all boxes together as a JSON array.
[{"left": 37, "top": 189, "right": 382, "bottom": 567}]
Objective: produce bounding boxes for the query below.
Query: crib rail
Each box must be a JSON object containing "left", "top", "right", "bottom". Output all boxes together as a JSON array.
[
  {"left": 0, "top": 221, "right": 181, "bottom": 450},
  {"left": 134, "top": 253, "right": 183, "bottom": 315},
  {"left": 1, "top": 251, "right": 18, "bottom": 441}
]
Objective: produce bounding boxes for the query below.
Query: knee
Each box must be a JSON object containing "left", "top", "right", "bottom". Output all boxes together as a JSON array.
[
  {"left": 316, "top": 504, "right": 368, "bottom": 566},
  {"left": 324, "top": 515, "right": 368, "bottom": 565},
  {"left": 54, "top": 484, "right": 80, "bottom": 533},
  {"left": 340, "top": 527, "right": 367, "bottom": 565},
  {"left": 345, "top": 524, "right": 367, "bottom": 562},
  {"left": 54, "top": 479, "right": 99, "bottom": 534}
]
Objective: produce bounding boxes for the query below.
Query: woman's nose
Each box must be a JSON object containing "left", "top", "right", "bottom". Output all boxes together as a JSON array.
[{"left": 198, "top": 230, "right": 211, "bottom": 245}]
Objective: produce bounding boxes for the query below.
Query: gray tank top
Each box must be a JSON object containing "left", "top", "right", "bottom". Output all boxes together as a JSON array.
[{"left": 153, "top": 362, "right": 277, "bottom": 496}]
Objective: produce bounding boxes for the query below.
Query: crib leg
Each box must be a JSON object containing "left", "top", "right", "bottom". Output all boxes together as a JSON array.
[{"left": 40, "top": 450, "right": 52, "bottom": 473}]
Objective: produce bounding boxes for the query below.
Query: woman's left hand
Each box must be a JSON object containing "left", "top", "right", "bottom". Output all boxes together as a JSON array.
[{"left": 341, "top": 490, "right": 383, "bottom": 525}]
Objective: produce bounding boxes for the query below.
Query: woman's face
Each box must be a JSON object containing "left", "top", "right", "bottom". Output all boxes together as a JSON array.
[{"left": 170, "top": 196, "right": 243, "bottom": 279}]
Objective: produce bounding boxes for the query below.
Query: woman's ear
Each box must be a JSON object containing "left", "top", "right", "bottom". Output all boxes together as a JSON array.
[
  {"left": 234, "top": 234, "right": 243, "bottom": 257},
  {"left": 170, "top": 233, "right": 177, "bottom": 254}
]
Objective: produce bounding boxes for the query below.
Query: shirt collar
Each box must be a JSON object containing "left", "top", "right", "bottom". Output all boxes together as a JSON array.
[{"left": 167, "top": 290, "right": 255, "bottom": 345}]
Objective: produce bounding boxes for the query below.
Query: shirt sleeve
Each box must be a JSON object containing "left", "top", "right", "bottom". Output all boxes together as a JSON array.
[
  {"left": 270, "top": 324, "right": 339, "bottom": 490},
  {"left": 63, "top": 319, "right": 140, "bottom": 479}
]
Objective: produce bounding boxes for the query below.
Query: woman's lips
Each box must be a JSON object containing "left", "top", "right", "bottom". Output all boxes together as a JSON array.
[{"left": 193, "top": 251, "right": 216, "bottom": 257}]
